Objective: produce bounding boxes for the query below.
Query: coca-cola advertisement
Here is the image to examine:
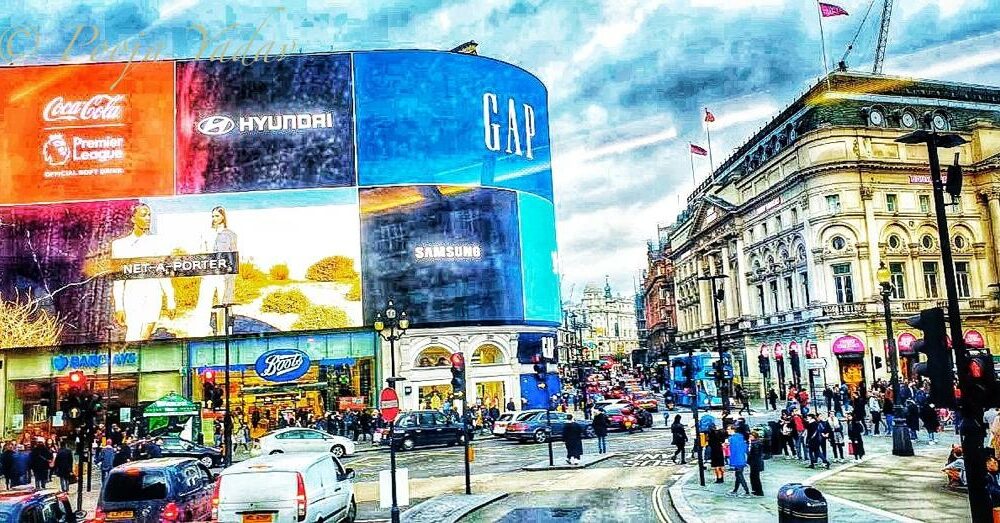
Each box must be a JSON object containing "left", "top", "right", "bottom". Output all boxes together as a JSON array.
[{"left": 0, "top": 62, "right": 174, "bottom": 205}]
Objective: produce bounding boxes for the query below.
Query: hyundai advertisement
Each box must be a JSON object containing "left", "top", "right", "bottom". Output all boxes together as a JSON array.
[{"left": 0, "top": 50, "right": 560, "bottom": 350}]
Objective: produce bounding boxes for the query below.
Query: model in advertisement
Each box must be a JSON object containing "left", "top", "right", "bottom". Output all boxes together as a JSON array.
[
  {"left": 195, "top": 206, "right": 238, "bottom": 335},
  {"left": 111, "top": 204, "right": 176, "bottom": 341}
]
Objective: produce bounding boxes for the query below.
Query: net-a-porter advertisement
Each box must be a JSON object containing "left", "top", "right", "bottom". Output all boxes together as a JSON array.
[{"left": 0, "top": 50, "right": 560, "bottom": 350}]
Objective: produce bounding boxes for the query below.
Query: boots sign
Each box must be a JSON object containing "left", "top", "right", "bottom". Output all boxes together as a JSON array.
[{"left": 255, "top": 349, "right": 311, "bottom": 382}]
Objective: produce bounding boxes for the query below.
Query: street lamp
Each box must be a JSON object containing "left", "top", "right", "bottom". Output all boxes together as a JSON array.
[
  {"left": 212, "top": 303, "right": 234, "bottom": 467},
  {"left": 374, "top": 299, "right": 409, "bottom": 381},
  {"left": 876, "top": 262, "right": 914, "bottom": 457},
  {"left": 373, "top": 299, "right": 408, "bottom": 523},
  {"left": 697, "top": 259, "right": 729, "bottom": 410}
]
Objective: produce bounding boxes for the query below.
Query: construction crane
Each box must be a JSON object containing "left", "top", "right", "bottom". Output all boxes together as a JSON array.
[{"left": 872, "top": 0, "right": 894, "bottom": 74}]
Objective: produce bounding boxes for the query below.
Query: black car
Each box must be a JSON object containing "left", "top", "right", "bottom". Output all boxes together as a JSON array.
[
  {"left": 97, "top": 458, "right": 214, "bottom": 523},
  {"left": 391, "top": 410, "right": 466, "bottom": 451},
  {"left": 0, "top": 488, "right": 85, "bottom": 523},
  {"left": 130, "top": 437, "right": 223, "bottom": 468}
]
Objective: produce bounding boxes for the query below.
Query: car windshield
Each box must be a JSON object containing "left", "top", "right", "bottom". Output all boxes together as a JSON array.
[{"left": 104, "top": 470, "right": 169, "bottom": 502}]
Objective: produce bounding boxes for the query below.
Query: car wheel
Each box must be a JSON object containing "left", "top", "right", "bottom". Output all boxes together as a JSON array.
[
  {"left": 533, "top": 430, "right": 547, "bottom": 444},
  {"left": 401, "top": 438, "right": 415, "bottom": 451},
  {"left": 331, "top": 445, "right": 346, "bottom": 458},
  {"left": 344, "top": 497, "right": 357, "bottom": 522},
  {"left": 269, "top": 449, "right": 284, "bottom": 455},
  {"left": 200, "top": 455, "right": 215, "bottom": 468}
]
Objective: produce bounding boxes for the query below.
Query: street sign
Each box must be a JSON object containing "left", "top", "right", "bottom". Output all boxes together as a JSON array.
[
  {"left": 805, "top": 358, "right": 827, "bottom": 370},
  {"left": 380, "top": 387, "right": 400, "bottom": 422}
]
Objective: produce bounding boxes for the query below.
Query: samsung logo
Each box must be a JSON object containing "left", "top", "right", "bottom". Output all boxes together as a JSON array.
[{"left": 414, "top": 244, "right": 482, "bottom": 260}]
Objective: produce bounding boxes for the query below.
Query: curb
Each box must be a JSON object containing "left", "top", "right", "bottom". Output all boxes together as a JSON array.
[
  {"left": 400, "top": 492, "right": 508, "bottom": 523},
  {"left": 667, "top": 469, "right": 700, "bottom": 523},
  {"left": 522, "top": 452, "right": 618, "bottom": 471}
]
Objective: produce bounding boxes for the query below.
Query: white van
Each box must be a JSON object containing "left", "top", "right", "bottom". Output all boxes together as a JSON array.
[{"left": 213, "top": 453, "right": 357, "bottom": 523}]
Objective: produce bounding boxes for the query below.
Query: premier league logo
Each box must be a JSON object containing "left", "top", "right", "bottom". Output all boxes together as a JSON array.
[{"left": 42, "top": 134, "right": 70, "bottom": 166}]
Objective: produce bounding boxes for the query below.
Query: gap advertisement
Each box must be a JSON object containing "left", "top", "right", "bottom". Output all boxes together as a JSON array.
[{"left": 0, "top": 50, "right": 560, "bottom": 350}]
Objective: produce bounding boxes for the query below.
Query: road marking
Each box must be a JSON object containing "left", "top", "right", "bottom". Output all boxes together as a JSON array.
[
  {"left": 822, "top": 493, "right": 924, "bottom": 523},
  {"left": 652, "top": 485, "right": 673, "bottom": 523}
]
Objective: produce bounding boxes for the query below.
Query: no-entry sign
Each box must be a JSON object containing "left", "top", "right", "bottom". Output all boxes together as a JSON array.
[{"left": 380, "top": 387, "right": 400, "bottom": 422}]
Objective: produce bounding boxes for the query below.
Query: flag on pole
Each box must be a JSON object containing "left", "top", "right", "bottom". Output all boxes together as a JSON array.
[
  {"left": 704, "top": 109, "right": 716, "bottom": 123},
  {"left": 690, "top": 144, "right": 708, "bottom": 156},
  {"left": 819, "top": 2, "right": 848, "bottom": 17}
]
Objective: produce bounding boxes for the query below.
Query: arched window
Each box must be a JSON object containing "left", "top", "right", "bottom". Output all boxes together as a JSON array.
[
  {"left": 471, "top": 344, "right": 505, "bottom": 365},
  {"left": 921, "top": 234, "right": 935, "bottom": 249},
  {"left": 414, "top": 346, "right": 452, "bottom": 368},
  {"left": 831, "top": 236, "right": 846, "bottom": 250},
  {"left": 887, "top": 234, "right": 902, "bottom": 249}
]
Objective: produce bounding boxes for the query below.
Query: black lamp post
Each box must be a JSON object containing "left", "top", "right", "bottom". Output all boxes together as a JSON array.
[
  {"left": 876, "top": 262, "right": 913, "bottom": 457},
  {"left": 212, "top": 303, "right": 233, "bottom": 467},
  {"left": 373, "top": 299, "right": 408, "bottom": 523}
]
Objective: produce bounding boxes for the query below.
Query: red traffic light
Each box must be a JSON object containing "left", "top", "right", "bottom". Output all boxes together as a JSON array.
[
  {"left": 449, "top": 353, "right": 465, "bottom": 369},
  {"left": 970, "top": 360, "right": 984, "bottom": 379},
  {"left": 68, "top": 371, "right": 86, "bottom": 386}
]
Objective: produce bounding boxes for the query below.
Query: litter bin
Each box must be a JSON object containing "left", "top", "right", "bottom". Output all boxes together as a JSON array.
[
  {"left": 754, "top": 424, "right": 772, "bottom": 460},
  {"left": 777, "top": 483, "right": 828, "bottom": 522}
]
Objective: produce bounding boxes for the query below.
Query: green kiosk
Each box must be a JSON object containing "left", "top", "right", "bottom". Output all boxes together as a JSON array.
[{"left": 143, "top": 393, "right": 202, "bottom": 443}]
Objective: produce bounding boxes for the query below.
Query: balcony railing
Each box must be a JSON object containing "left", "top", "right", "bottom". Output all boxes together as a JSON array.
[{"left": 822, "top": 303, "right": 867, "bottom": 316}]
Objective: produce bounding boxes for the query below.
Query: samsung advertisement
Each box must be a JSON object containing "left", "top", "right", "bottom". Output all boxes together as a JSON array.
[{"left": 0, "top": 50, "right": 560, "bottom": 349}]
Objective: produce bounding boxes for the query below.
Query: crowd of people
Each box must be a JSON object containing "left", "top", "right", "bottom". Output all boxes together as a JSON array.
[{"left": 0, "top": 439, "right": 74, "bottom": 492}]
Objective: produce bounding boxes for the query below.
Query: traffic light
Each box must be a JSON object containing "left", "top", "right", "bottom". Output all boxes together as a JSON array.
[
  {"left": 966, "top": 349, "right": 1000, "bottom": 409},
  {"left": 67, "top": 370, "right": 87, "bottom": 390},
  {"left": 533, "top": 359, "right": 548, "bottom": 389},
  {"left": 450, "top": 353, "right": 466, "bottom": 397},
  {"left": 908, "top": 307, "right": 956, "bottom": 409},
  {"left": 946, "top": 153, "right": 963, "bottom": 201},
  {"left": 874, "top": 356, "right": 883, "bottom": 370}
]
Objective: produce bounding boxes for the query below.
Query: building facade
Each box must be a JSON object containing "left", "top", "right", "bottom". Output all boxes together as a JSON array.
[
  {"left": 668, "top": 71, "right": 1000, "bottom": 397},
  {"left": 566, "top": 280, "right": 641, "bottom": 360},
  {"left": 642, "top": 226, "right": 678, "bottom": 363}
]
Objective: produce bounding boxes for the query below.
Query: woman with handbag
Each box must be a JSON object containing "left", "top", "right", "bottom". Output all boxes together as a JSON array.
[
  {"left": 830, "top": 415, "right": 846, "bottom": 462},
  {"left": 847, "top": 413, "right": 866, "bottom": 460}
]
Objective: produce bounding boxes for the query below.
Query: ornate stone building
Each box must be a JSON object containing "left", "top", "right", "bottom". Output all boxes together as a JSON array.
[
  {"left": 668, "top": 71, "right": 1000, "bottom": 397},
  {"left": 566, "top": 280, "right": 640, "bottom": 360}
]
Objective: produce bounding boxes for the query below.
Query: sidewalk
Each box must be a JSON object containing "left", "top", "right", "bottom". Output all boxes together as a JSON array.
[{"left": 669, "top": 428, "right": 963, "bottom": 523}]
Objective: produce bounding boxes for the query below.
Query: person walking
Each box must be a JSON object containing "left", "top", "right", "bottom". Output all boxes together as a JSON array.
[
  {"left": 921, "top": 402, "right": 941, "bottom": 445},
  {"left": 29, "top": 441, "right": 52, "bottom": 489},
  {"left": 726, "top": 426, "right": 750, "bottom": 497},
  {"left": 12, "top": 445, "right": 30, "bottom": 487},
  {"left": 147, "top": 438, "right": 163, "bottom": 458},
  {"left": 670, "top": 415, "right": 687, "bottom": 464},
  {"left": 1, "top": 443, "right": 14, "bottom": 489},
  {"left": 791, "top": 410, "right": 806, "bottom": 461},
  {"left": 563, "top": 414, "right": 584, "bottom": 465},
  {"left": 806, "top": 414, "right": 831, "bottom": 469},
  {"left": 53, "top": 442, "right": 73, "bottom": 492},
  {"left": 96, "top": 443, "right": 116, "bottom": 483},
  {"left": 112, "top": 443, "right": 131, "bottom": 467},
  {"left": 767, "top": 388, "right": 778, "bottom": 411},
  {"left": 868, "top": 394, "right": 883, "bottom": 436},
  {"left": 708, "top": 428, "right": 727, "bottom": 483},
  {"left": 905, "top": 400, "right": 920, "bottom": 441},
  {"left": 829, "top": 415, "right": 846, "bottom": 462},
  {"left": 847, "top": 414, "right": 866, "bottom": 460},
  {"left": 592, "top": 408, "right": 609, "bottom": 455},
  {"left": 823, "top": 386, "right": 834, "bottom": 414},
  {"left": 748, "top": 430, "right": 765, "bottom": 496}
]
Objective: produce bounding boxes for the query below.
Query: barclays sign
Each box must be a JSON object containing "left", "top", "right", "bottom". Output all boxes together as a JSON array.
[
  {"left": 52, "top": 352, "right": 138, "bottom": 372},
  {"left": 255, "top": 349, "right": 311, "bottom": 383}
]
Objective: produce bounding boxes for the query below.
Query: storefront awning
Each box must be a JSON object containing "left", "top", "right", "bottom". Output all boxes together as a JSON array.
[{"left": 144, "top": 393, "right": 200, "bottom": 417}]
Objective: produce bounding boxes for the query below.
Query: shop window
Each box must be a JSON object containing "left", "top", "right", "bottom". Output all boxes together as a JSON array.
[
  {"left": 471, "top": 344, "right": 505, "bottom": 365},
  {"left": 414, "top": 346, "right": 452, "bottom": 368}
]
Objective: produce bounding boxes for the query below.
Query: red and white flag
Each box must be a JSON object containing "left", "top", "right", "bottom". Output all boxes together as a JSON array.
[
  {"left": 819, "top": 2, "right": 848, "bottom": 17},
  {"left": 704, "top": 109, "right": 716, "bottom": 123},
  {"left": 690, "top": 143, "right": 708, "bottom": 156}
]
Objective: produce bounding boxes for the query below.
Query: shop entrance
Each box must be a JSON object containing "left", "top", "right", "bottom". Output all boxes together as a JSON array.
[
  {"left": 418, "top": 384, "right": 453, "bottom": 410},
  {"left": 475, "top": 381, "right": 505, "bottom": 409},
  {"left": 837, "top": 358, "right": 865, "bottom": 393}
]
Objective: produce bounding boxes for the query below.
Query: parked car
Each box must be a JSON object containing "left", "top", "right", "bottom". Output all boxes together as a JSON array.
[
  {"left": 0, "top": 488, "right": 84, "bottom": 523},
  {"left": 503, "top": 410, "right": 595, "bottom": 443},
  {"left": 631, "top": 391, "right": 660, "bottom": 412},
  {"left": 260, "top": 428, "right": 356, "bottom": 458},
  {"left": 95, "top": 458, "right": 214, "bottom": 523},
  {"left": 130, "top": 437, "right": 223, "bottom": 468},
  {"left": 492, "top": 411, "right": 538, "bottom": 436},
  {"left": 214, "top": 452, "right": 356, "bottom": 523},
  {"left": 391, "top": 410, "right": 466, "bottom": 451}
]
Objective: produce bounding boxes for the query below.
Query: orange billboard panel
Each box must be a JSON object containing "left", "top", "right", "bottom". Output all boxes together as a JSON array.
[{"left": 0, "top": 62, "right": 175, "bottom": 205}]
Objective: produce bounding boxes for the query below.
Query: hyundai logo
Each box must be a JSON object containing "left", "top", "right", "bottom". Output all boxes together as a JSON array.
[{"left": 196, "top": 115, "right": 236, "bottom": 136}]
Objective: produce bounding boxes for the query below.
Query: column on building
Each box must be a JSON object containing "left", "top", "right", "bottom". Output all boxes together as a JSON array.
[
  {"left": 983, "top": 186, "right": 1000, "bottom": 286},
  {"left": 801, "top": 194, "right": 827, "bottom": 304},
  {"left": 697, "top": 252, "right": 711, "bottom": 328},
  {"left": 721, "top": 239, "right": 739, "bottom": 320},
  {"left": 735, "top": 227, "right": 752, "bottom": 316},
  {"left": 862, "top": 185, "right": 882, "bottom": 295}
]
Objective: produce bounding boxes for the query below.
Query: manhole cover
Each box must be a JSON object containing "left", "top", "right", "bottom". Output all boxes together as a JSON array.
[{"left": 497, "top": 507, "right": 586, "bottom": 522}]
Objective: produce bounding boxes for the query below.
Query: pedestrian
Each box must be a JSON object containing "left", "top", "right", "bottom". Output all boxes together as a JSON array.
[
  {"left": 868, "top": 394, "right": 883, "bottom": 436},
  {"left": 985, "top": 456, "right": 1000, "bottom": 507},
  {"left": 882, "top": 394, "right": 894, "bottom": 434},
  {"left": 359, "top": 410, "right": 373, "bottom": 442},
  {"left": 791, "top": 410, "right": 806, "bottom": 461},
  {"left": 767, "top": 388, "right": 778, "bottom": 411},
  {"left": 726, "top": 426, "right": 750, "bottom": 497},
  {"left": 506, "top": 398, "right": 516, "bottom": 412},
  {"left": 54, "top": 441, "right": 73, "bottom": 492},
  {"left": 823, "top": 386, "right": 834, "bottom": 413},
  {"left": 921, "top": 402, "right": 941, "bottom": 445},
  {"left": 147, "top": 438, "right": 163, "bottom": 458},
  {"left": 748, "top": 430, "right": 765, "bottom": 496},
  {"left": 806, "top": 413, "right": 831, "bottom": 469},
  {"left": 708, "top": 427, "right": 727, "bottom": 484},
  {"left": 112, "top": 443, "right": 131, "bottom": 467},
  {"left": 847, "top": 414, "right": 865, "bottom": 460},
  {"left": 1, "top": 443, "right": 14, "bottom": 489},
  {"left": 592, "top": 408, "right": 609, "bottom": 455},
  {"left": 12, "top": 445, "right": 30, "bottom": 487},
  {"left": 28, "top": 441, "right": 51, "bottom": 489},
  {"left": 905, "top": 400, "right": 920, "bottom": 440},
  {"left": 833, "top": 391, "right": 843, "bottom": 417},
  {"left": 852, "top": 394, "right": 868, "bottom": 435},
  {"left": 563, "top": 414, "right": 584, "bottom": 465},
  {"left": 829, "top": 415, "right": 846, "bottom": 462},
  {"left": 670, "top": 415, "right": 687, "bottom": 464},
  {"left": 96, "top": 443, "right": 116, "bottom": 483}
]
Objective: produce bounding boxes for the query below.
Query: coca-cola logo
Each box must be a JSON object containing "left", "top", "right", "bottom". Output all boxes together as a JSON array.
[
  {"left": 43, "top": 94, "right": 126, "bottom": 123},
  {"left": 254, "top": 349, "right": 311, "bottom": 382}
]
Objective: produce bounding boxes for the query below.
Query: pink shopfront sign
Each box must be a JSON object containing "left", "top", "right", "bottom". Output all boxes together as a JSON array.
[
  {"left": 787, "top": 341, "right": 799, "bottom": 355},
  {"left": 832, "top": 335, "right": 865, "bottom": 355},
  {"left": 897, "top": 333, "right": 916, "bottom": 355},
  {"left": 965, "top": 330, "right": 986, "bottom": 349}
]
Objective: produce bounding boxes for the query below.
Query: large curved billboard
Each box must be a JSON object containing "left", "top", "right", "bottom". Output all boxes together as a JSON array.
[{"left": 0, "top": 50, "right": 560, "bottom": 350}]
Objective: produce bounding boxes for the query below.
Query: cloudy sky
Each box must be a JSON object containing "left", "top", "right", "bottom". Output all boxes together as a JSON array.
[{"left": 9, "top": 0, "right": 1000, "bottom": 304}]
